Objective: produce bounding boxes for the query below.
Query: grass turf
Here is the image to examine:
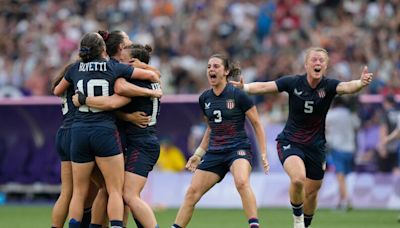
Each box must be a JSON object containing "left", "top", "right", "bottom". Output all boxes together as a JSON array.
[{"left": 0, "top": 206, "right": 398, "bottom": 227}]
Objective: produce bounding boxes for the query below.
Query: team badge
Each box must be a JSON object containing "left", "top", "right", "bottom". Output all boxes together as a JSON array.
[
  {"left": 237, "top": 150, "right": 246, "bottom": 156},
  {"left": 226, "top": 99, "right": 235, "bottom": 109},
  {"left": 317, "top": 88, "right": 326, "bottom": 98}
]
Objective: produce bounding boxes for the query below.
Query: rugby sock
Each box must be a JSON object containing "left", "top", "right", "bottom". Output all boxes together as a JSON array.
[
  {"left": 134, "top": 218, "right": 144, "bottom": 228},
  {"left": 304, "top": 214, "right": 313, "bottom": 227},
  {"left": 291, "top": 202, "right": 304, "bottom": 216},
  {"left": 110, "top": 220, "right": 123, "bottom": 228},
  {"left": 68, "top": 218, "right": 80, "bottom": 228},
  {"left": 88, "top": 224, "right": 102, "bottom": 228},
  {"left": 171, "top": 224, "right": 182, "bottom": 228},
  {"left": 81, "top": 207, "right": 92, "bottom": 228},
  {"left": 248, "top": 217, "right": 259, "bottom": 227}
]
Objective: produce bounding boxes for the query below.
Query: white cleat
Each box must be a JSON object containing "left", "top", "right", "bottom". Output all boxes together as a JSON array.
[{"left": 293, "top": 214, "right": 305, "bottom": 228}]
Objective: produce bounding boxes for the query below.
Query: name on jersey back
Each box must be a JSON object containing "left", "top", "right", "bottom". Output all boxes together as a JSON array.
[{"left": 79, "top": 62, "right": 107, "bottom": 72}]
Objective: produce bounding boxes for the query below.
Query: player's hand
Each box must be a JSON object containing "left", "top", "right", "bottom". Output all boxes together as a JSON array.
[
  {"left": 360, "top": 66, "right": 373, "bottom": 86},
  {"left": 152, "top": 89, "right": 163, "bottom": 98},
  {"left": 186, "top": 155, "right": 201, "bottom": 172},
  {"left": 72, "top": 93, "right": 80, "bottom": 107},
  {"left": 261, "top": 154, "right": 269, "bottom": 174},
  {"left": 229, "top": 76, "right": 244, "bottom": 89},
  {"left": 129, "top": 111, "right": 151, "bottom": 128}
]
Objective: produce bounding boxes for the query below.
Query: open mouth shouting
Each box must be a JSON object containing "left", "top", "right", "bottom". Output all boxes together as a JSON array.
[{"left": 314, "top": 66, "right": 321, "bottom": 73}]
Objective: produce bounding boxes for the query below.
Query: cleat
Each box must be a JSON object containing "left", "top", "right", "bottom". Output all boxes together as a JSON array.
[{"left": 293, "top": 215, "right": 305, "bottom": 228}]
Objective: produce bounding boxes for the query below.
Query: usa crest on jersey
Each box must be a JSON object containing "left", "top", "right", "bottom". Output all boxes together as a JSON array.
[
  {"left": 237, "top": 150, "right": 246, "bottom": 156},
  {"left": 317, "top": 88, "right": 326, "bottom": 98},
  {"left": 226, "top": 99, "right": 235, "bottom": 109}
]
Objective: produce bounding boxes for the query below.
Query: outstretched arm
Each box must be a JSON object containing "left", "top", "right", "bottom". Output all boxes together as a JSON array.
[
  {"left": 230, "top": 76, "right": 279, "bottom": 95},
  {"left": 73, "top": 92, "right": 131, "bottom": 111},
  {"left": 245, "top": 106, "right": 269, "bottom": 174},
  {"left": 336, "top": 66, "right": 373, "bottom": 95},
  {"left": 114, "top": 78, "right": 162, "bottom": 98}
]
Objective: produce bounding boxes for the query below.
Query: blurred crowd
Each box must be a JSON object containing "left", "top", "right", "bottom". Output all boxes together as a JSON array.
[{"left": 0, "top": 0, "right": 399, "bottom": 97}]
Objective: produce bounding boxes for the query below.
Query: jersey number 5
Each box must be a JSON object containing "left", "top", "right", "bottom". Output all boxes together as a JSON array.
[
  {"left": 77, "top": 79, "right": 109, "bottom": 113},
  {"left": 304, "top": 101, "right": 314, "bottom": 113}
]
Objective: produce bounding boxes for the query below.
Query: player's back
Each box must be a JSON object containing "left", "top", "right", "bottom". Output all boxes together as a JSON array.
[{"left": 64, "top": 59, "right": 133, "bottom": 128}]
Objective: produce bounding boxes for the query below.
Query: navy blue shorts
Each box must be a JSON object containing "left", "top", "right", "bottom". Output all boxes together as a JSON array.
[
  {"left": 70, "top": 126, "right": 123, "bottom": 163},
  {"left": 277, "top": 138, "right": 326, "bottom": 180},
  {"left": 125, "top": 135, "right": 160, "bottom": 178},
  {"left": 198, "top": 148, "right": 253, "bottom": 182},
  {"left": 55, "top": 127, "right": 71, "bottom": 161}
]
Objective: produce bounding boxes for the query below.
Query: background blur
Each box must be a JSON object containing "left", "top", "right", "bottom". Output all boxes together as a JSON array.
[{"left": 0, "top": 0, "right": 400, "bottom": 211}]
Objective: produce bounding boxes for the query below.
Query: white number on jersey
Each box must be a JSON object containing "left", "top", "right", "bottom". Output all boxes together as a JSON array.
[
  {"left": 304, "top": 100, "right": 314, "bottom": 113},
  {"left": 148, "top": 83, "right": 160, "bottom": 126},
  {"left": 213, "top": 110, "right": 222, "bottom": 123},
  {"left": 77, "top": 79, "right": 109, "bottom": 113}
]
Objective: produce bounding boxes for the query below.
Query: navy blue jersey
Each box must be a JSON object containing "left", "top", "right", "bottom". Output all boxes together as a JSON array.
[
  {"left": 121, "top": 80, "right": 161, "bottom": 137},
  {"left": 199, "top": 83, "right": 254, "bottom": 151},
  {"left": 275, "top": 74, "right": 340, "bottom": 144},
  {"left": 64, "top": 59, "right": 133, "bottom": 128},
  {"left": 59, "top": 85, "right": 75, "bottom": 128}
]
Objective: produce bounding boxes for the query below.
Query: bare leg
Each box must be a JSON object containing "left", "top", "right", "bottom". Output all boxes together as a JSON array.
[
  {"left": 230, "top": 159, "right": 257, "bottom": 219},
  {"left": 69, "top": 161, "right": 95, "bottom": 221},
  {"left": 303, "top": 178, "right": 322, "bottom": 216},
  {"left": 52, "top": 161, "right": 72, "bottom": 227},
  {"left": 95, "top": 154, "right": 125, "bottom": 221},
  {"left": 174, "top": 170, "right": 220, "bottom": 227},
  {"left": 123, "top": 172, "right": 156, "bottom": 227},
  {"left": 283, "top": 156, "right": 306, "bottom": 206}
]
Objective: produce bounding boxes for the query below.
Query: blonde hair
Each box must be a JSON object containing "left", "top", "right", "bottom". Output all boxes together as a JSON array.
[{"left": 304, "top": 47, "right": 329, "bottom": 63}]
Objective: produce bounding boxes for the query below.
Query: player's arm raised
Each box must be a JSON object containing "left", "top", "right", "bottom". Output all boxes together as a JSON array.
[
  {"left": 230, "top": 76, "right": 279, "bottom": 95},
  {"left": 336, "top": 66, "right": 373, "bottom": 95}
]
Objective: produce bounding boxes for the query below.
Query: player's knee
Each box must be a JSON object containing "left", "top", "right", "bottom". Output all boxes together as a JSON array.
[
  {"left": 291, "top": 176, "right": 306, "bottom": 190},
  {"left": 122, "top": 191, "right": 139, "bottom": 205},
  {"left": 234, "top": 178, "right": 250, "bottom": 192},
  {"left": 185, "top": 186, "right": 202, "bottom": 204}
]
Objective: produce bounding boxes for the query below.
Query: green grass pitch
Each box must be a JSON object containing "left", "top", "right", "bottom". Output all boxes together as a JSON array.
[{"left": 0, "top": 206, "right": 398, "bottom": 227}]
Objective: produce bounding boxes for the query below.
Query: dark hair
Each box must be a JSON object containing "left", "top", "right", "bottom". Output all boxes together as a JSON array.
[
  {"left": 210, "top": 53, "right": 241, "bottom": 80},
  {"left": 99, "top": 30, "right": 125, "bottom": 57},
  {"left": 126, "top": 44, "right": 153, "bottom": 64},
  {"left": 51, "top": 62, "right": 74, "bottom": 92},
  {"left": 78, "top": 32, "right": 105, "bottom": 62}
]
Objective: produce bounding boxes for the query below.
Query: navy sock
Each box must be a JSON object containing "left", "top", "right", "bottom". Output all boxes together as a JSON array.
[
  {"left": 88, "top": 224, "right": 102, "bottom": 228},
  {"left": 291, "top": 202, "right": 304, "bottom": 216},
  {"left": 134, "top": 218, "right": 144, "bottom": 228},
  {"left": 81, "top": 207, "right": 92, "bottom": 228},
  {"left": 304, "top": 214, "right": 313, "bottom": 227},
  {"left": 110, "top": 220, "right": 123, "bottom": 228},
  {"left": 69, "top": 218, "right": 81, "bottom": 228},
  {"left": 171, "top": 224, "right": 182, "bottom": 228},
  {"left": 248, "top": 217, "right": 259, "bottom": 227}
]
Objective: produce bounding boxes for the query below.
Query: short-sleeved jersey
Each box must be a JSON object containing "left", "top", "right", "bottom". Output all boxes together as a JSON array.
[
  {"left": 199, "top": 83, "right": 254, "bottom": 152},
  {"left": 64, "top": 59, "right": 133, "bottom": 128},
  {"left": 275, "top": 74, "right": 340, "bottom": 144},
  {"left": 59, "top": 86, "right": 75, "bottom": 128},
  {"left": 120, "top": 79, "right": 161, "bottom": 137}
]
